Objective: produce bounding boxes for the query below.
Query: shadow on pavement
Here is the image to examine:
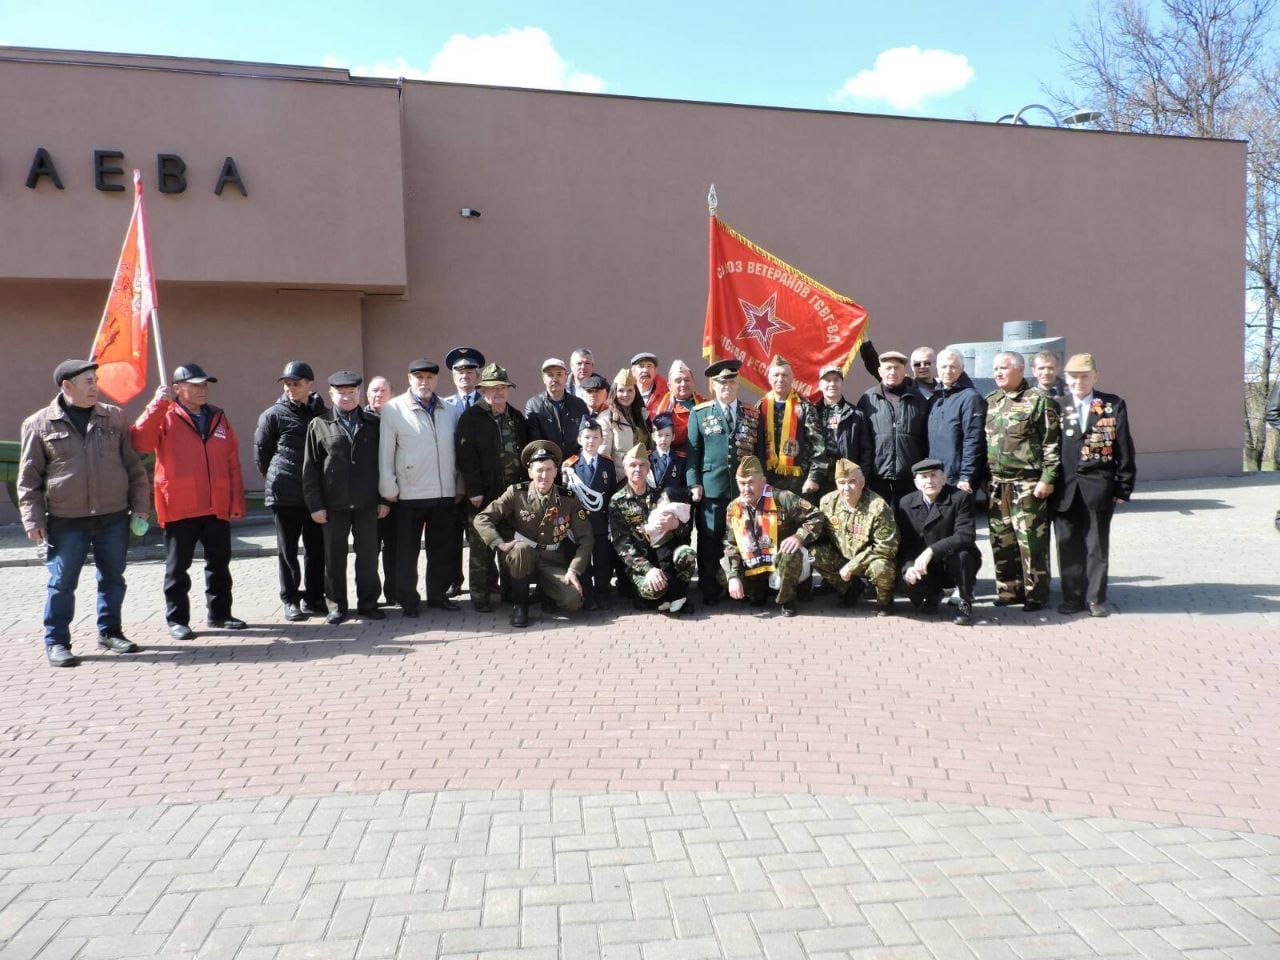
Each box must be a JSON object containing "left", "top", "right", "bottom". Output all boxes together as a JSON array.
[
  {"left": 1108, "top": 579, "right": 1280, "bottom": 614},
  {"left": 1119, "top": 497, "right": 1232, "bottom": 514}
]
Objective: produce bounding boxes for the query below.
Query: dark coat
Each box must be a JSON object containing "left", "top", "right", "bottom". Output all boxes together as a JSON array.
[
  {"left": 857, "top": 383, "right": 929, "bottom": 483},
  {"left": 255, "top": 392, "right": 326, "bottom": 508},
  {"left": 455, "top": 402, "right": 529, "bottom": 504},
  {"left": 926, "top": 373, "right": 987, "bottom": 488},
  {"left": 1266, "top": 379, "right": 1280, "bottom": 429},
  {"left": 563, "top": 453, "right": 617, "bottom": 533},
  {"left": 817, "top": 398, "right": 874, "bottom": 478},
  {"left": 895, "top": 485, "right": 977, "bottom": 564},
  {"left": 524, "top": 391, "right": 590, "bottom": 459},
  {"left": 648, "top": 449, "right": 686, "bottom": 493},
  {"left": 301, "top": 407, "right": 383, "bottom": 513},
  {"left": 1054, "top": 390, "right": 1136, "bottom": 512}
]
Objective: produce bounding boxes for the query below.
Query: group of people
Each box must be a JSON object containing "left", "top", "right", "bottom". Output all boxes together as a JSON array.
[{"left": 17, "top": 338, "right": 1136, "bottom": 666}]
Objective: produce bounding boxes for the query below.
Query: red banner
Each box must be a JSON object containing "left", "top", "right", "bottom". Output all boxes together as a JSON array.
[
  {"left": 702, "top": 215, "right": 868, "bottom": 398},
  {"left": 90, "top": 171, "right": 157, "bottom": 404}
]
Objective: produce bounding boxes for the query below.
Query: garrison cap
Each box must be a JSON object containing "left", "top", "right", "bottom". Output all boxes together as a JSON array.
[
  {"left": 768, "top": 354, "right": 792, "bottom": 368},
  {"left": 445, "top": 346, "right": 485, "bottom": 370},
  {"left": 623, "top": 442, "right": 649, "bottom": 461},
  {"left": 629, "top": 351, "right": 658, "bottom": 366},
  {"left": 878, "top": 350, "right": 909, "bottom": 364},
  {"left": 408, "top": 358, "right": 440, "bottom": 374},
  {"left": 278, "top": 361, "right": 315, "bottom": 382},
  {"left": 580, "top": 373, "right": 610, "bottom": 391},
  {"left": 477, "top": 363, "right": 515, "bottom": 388},
  {"left": 328, "top": 370, "right": 362, "bottom": 388},
  {"left": 53, "top": 359, "right": 98, "bottom": 386},
  {"left": 911, "top": 457, "right": 945, "bottom": 475},
  {"left": 704, "top": 358, "right": 742, "bottom": 380},
  {"left": 521, "top": 440, "right": 562, "bottom": 468},
  {"left": 173, "top": 363, "right": 217, "bottom": 384},
  {"left": 613, "top": 368, "right": 637, "bottom": 389},
  {"left": 577, "top": 415, "right": 603, "bottom": 433},
  {"left": 1064, "top": 352, "right": 1097, "bottom": 374},
  {"left": 735, "top": 455, "right": 765, "bottom": 479},
  {"left": 834, "top": 458, "right": 863, "bottom": 480}
]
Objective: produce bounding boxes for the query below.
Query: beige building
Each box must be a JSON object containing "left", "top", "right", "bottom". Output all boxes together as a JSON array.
[{"left": 0, "top": 46, "right": 1244, "bottom": 519}]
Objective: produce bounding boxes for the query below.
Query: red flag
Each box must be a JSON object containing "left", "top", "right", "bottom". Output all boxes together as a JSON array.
[
  {"left": 702, "top": 214, "right": 869, "bottom": 398},
  {"left": 90, "top": 171, "right": 157, "bottom": 404}
]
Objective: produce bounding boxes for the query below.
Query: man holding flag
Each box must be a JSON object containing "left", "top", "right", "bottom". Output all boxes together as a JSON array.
[{"left": 755, "top": 355, "right": 826, "bottom": 497}]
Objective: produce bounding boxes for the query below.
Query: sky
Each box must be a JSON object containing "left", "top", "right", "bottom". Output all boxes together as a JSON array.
[{"left": 0, "top": 1, "right": 1105, "bottom": 123}]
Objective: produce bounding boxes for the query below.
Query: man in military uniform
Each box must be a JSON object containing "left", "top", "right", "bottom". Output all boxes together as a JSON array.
[
  {"left": 722, "top": 456, "right": 825, "bottom": 617},
  {"left": 473, "top": 440, "right": 593, "bottom": 627},
  {"left": 812, "top": 459, "right": 897, "bottom": 616},
  {"left": 609, "top": 443, "right": 697, "bottom": 613},
  {"left": 456, "top": 363, "right": 528, "bottom": 612},
  {"left": 442, "top": 346, "right": 486, "bottom": 598},
  {"left": 756, "top": 355, "right": 827, "bottom": 497},
  {"left": 985, "top": 351, "right": 1060, "bottom": 611},
  {"left": 686, "top": 359, "right": 760, "bottom": 605}
]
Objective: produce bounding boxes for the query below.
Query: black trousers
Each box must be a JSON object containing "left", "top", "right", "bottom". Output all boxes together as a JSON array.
[
  {"left": 376, "top": 505, "right": 399, "bottom": 604},
  {"left": 396, "top": 498, "right": 461, "bottom": 609},
  {"left": 1054, "top": 495, "right": 1115, "bottom": 605},
  {"left": 322, "top": 507, "right": 382, "bottom": 613},
  {"left": 898, "top": 545, "right": 981, "bottom": 604},
  {"left": 694, "top": 496, "right": 729, "bottom": 601},
  {"left": 272, "top": 505, "right": 325, "bottom": 606},
  {"left": 870, "top": 475, "right": 915, "bottom": 513},
  {"left": 581, "top": 519, "right": 612, "bottom": 598},
  {"left": 164, "top": 515, "right": 233, "bottom": 625}
]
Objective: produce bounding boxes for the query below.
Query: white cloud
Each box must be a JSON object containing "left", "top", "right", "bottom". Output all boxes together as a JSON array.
[
  {"left": 323, "top": 27, "right": 604, "bottom": 93},
  {"left": 833, "top": 46, "right": 973, "bottom": 111}
]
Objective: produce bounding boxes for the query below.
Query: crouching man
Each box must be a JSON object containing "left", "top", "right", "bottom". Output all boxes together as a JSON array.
[
  {"left": 473, "top": 441, "right": 593, "bottom": 627},
  {"left": 812, "top": 459, "right": 898, "bottom": 616},
  {"left": 896, "top": 458, "right": 982, "bottom": 625}
]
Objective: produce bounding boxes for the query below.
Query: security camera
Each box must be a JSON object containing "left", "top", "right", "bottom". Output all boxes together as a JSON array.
[{"left": 460, "top": 208, "right": 481, "bottom": 219}]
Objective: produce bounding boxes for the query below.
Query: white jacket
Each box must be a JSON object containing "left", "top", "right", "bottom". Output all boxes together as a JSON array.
[{"left": 378, "top": 392, "right": 460, "bottom": 501}]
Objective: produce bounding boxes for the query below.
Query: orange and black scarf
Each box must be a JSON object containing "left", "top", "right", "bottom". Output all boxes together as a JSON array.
[
  {"left": 726, "top": 488, "right": 780, "bottom": 575},
  {"left": 760, "top": 392, "right": 804, "bottom": 476}
]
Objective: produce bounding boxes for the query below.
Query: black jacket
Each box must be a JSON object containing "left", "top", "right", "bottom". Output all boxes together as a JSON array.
[
  {"left": 857, "top": 383, "right": 929, "bottom": 482},
  {"left": 817, "top": 398, "right": 874, "bottom": 478},
  {"left": 455, "top": 402, "right": 529, "bottom": 504},
  {"left": 1054, "top": 390, "right": 1136, "bottom": 512},
  {"left": 926, "top": 373, "right": 987, "bottom": 488},
  {"left": 255, "top": 392, "right": 326, "bottom": 508},
  {"left": 895, "top": 485, "right": 977, "bottom": 564},
  {"left": 301, "top": 407, "right": 383, "bottom": 512},
  {"left": 524, "top": 392, "right": 590, "bottom": 459},
  {"left": 648, "top": 449, "right": 686, "bottom": 492}
]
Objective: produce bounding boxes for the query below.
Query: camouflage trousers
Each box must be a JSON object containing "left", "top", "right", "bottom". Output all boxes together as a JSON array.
[
  {"left": 988, "top": 478, "right": 1050, "bottom": 604},
  {"left": 630, "top": 545, "right": 697, "bottom": 601},
  {"left": 810, "top": 541, "right": 895, "bottom": 604},
  {"left": 719, "top": 551, "right": 807, "bottom": 605}
]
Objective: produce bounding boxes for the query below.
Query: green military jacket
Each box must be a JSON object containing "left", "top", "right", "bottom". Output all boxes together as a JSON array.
[
  {"left": 473, "top": 481, "right": 594, "bottom": 576},
  {"left": 818, "top": 488, "right": 898, "bottom": 567},
  {"left": 607, "top": 484, "right": 691, "bottom": 576},
  {"left": 722, "top": 487, "right": 825, "bottom": 580},
  {"left": 686, "top": 399, "right": 760, "bottom": 499},
  {"left": 984, "top": 379, "right": 1061, "bottom": 484}
]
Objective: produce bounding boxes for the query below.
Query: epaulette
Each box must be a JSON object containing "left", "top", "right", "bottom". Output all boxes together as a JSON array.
[
  {"left": 563, "top": 455, "right": 580, "bottom": 467},
  {"left": 693, "top": 400, "right": 715, "bottom": 410}
]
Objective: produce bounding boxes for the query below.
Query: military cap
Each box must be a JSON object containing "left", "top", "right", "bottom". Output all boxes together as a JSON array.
[
  {"left": 818, "top": 363, "right": 845, "bottom": 379},
  {"left": 445, "top": 346, "right": 485, "bottom": 370},
  {"left": 278, "top": 361, "right": 315, "bottom": 382},
  {"left": 477, "top": 363, "right": 515, "bottom": 388},
  {"left": 736, "top": 455, "right": 765, "bottom": 479},
  {"left": 630, "top": 351, "right": 658, "bottom": 366},
  {"left": 704, "top": 358, "right": 742, "bottom": 380},
  {"left": 651, "top": 412, "right": 675, "bottom": 431},
  {"left": 622, "top": 442, "right": 649, "bottom": 461},
  {"left": 768, "top": 354, "right": 792, "bottom": 368},
  {"left": 53, "top": 359, "right": 98, "bottom": 386},
  {"left": 580, "top": 373, "right": 610, "bottom": 391},
  {"left": 173, "top": 362, "right": 217, "bottom": 384},
  {"left": 834, "top": 458, "right": 863, "bottom": 480},
  {"left": 541, "top": 357, "right": 567, "bottom": 372},
  {"left": 911, "top": 457, "right": 945, "bottom": 475},
  {"left": 613, "top": 368, "right": 637, "bottom": 389},
  {"left": 1064, "top": 352, "right": 1097, "bottom": 374},
  {"left": 408, "top": 358, "right": 439, "bottom": 374},
  {"left": 328, "top": 370, "right": 362, "bottom": 388},
  {"left": 521, "top": 440, "right": 562, "bottom": 467},
  {"left": 878, "top": 350, "right": 909, "bottom": 364},
  {"left": 577, "top": 415, "right": 603, "bottom": 433}
]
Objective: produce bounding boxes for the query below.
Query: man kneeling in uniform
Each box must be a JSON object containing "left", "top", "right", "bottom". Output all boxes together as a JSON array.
[
  {"left": 609, "top": 443, "right": 697, "bottom": 614},
  {"left": 721, "top": 456, "right": 824, "bottom": 617},
  {"left": 812, "top": 459, "right": 898, "bottom": 616},
  {"left": 896, "top": 458, "right": 982, "bottom": 626},
  {"left": 473, "top": 441, "right": 593, "bottom": 627}
]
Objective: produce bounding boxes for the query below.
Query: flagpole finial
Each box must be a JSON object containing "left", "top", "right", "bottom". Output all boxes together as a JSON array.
[{"left": 707, "top": 184, "right": 718, "bottom": 216}]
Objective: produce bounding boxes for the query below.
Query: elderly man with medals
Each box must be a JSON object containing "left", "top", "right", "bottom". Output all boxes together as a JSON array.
[
  {"left": 811, "top": 458, "right": 899, "bottom": 616},
  {"left": 720, "top": 455, "right": 825, "bottom": 617},
  {"left": 755, "top": 355, "right": 827, "bottom": 498}
]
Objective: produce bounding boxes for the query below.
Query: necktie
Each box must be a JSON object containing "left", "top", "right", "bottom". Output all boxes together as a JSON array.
[
  {"left": 464, "top": 394, "right": 472, "bottom": 409},
  {"left": 725, "top": 404, "right": 735, "bottom": 434}
]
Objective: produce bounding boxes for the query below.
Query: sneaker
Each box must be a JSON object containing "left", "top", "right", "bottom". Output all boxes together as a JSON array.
[{"left": 668, "top": 597, "right": 688, "bottom": 615}]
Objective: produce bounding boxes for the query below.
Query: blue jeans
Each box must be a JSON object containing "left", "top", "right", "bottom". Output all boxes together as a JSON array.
[{"left": 43, "top": 514, "right": 130, "bottom": 647}]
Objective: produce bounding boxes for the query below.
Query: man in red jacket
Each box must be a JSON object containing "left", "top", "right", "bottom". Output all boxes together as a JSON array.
[{"left": 131, "top": 363, "right": 247, "bottom": 640}]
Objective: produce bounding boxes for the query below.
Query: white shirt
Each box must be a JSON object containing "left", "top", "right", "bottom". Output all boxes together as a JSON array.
[{"left": 1074, "top": 392, "right": 1095, "bottom": 428}]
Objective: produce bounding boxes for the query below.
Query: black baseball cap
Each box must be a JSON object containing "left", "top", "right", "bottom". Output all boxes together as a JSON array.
[
  {"left": 278, "top": 361, "right": 315, "bottom": 382},
  {"left": 173, "top": 363, "right": 217, "bottom": 384}
]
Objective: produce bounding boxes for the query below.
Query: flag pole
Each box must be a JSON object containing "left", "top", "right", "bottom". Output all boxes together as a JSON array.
[
  {"left": 707, "top": 183, "right": 718, "bottom": 217},
  {"left": 152, "top": 309, "right": 169, "bottom": 387}
]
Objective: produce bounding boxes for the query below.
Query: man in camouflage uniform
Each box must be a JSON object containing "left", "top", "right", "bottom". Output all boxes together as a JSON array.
[
  {"left": 721, "top": 456, "right": 825, "bottom": 617},
  {"left": 985, "top": 351, "right": 1060, "bottom": 611},
  {"left": 609, "top": 443, "right": 697, "bottom": 613},
  {"left": 473, "top": 440, "right": 593, "bottom": 627},
  {"left": 755, "top": 355, "right": 827, "bottom": 497},
  {"left": 812, "top": 459, "right": 898, "bottom": 616}
]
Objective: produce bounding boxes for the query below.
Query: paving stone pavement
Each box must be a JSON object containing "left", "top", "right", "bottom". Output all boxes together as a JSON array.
[{"left": 0, "top": 475, "right": 1277, "bottom": 958}]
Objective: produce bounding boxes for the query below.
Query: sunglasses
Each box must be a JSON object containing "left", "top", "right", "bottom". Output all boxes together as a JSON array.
[{"left": 911, "top": 361, "right": 933, "bottom": 367}]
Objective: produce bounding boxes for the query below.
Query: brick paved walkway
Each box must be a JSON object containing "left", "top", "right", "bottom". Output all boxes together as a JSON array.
[{"left": 1, "top": 475, "right": 1277, "bottom": 958}]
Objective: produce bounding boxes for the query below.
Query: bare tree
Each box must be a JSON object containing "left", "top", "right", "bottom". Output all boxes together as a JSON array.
[{"left": 1052, "top": 0, "right": 1279, "bottom": 467}]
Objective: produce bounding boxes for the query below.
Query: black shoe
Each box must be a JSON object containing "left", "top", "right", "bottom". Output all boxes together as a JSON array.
[
  {"left": 473, "top": 597, "right": 494, "bottom": 613},
  {"left": 97, "top": 631, "right": 139, "bottom": 654},
  {"left": 325, "top": 610, "right": 348, "bottom": 625},
  {"left": 46, "top": 644, "right": 80, "bottom": 667},
  {"left": 953, "top": 601, "right": 973, "bottom": 626},
  {"left": 284, "top": 602, "right": 306, "bottom": 622},
  {"left": 427, "top": 599, "right": 461, "bottom": 612},
  {"left": 446, "top": 582, "right": 464, "bottom": 598},
  {"left": 511, "top": 604, "right": 529, "bottom": 628},
  {"left": 993, "top": 597, "right": 1023, "bottom": 607},
  {"left": 583, "top": 595, "right": 601, "bottom": 611},
  {"left": 876, "top": 600, "right": 894, "bottom": 618},
  {"left": 780, "top": 601, "right": 798, "bottom": 618},
  {"left": 1057, "top": 602, "right": 1085, "bottom": 615},
  {"left": 920, "top": 597, "right": 940, "bottom": 616},
  {"left": 401, "top": 606, "right": 420, "bottom": 619},
  {"left": 301, "top": 602, "right": 328, "bottom": 617},
  {"left": 1088, "top": 602, "right": 1110, "bottom": 618},
  {"left": 208, "top": 617, "right": 248, "bottom": 629},
  {"left": 1022, "top": 601, "right": 1044, "bottom": 613},
  {"left": 358, "top": 607, "right": 386, "bottom": 621},
  {"left": 168, "top": 623, "right": 194, "bottom": 641}
]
